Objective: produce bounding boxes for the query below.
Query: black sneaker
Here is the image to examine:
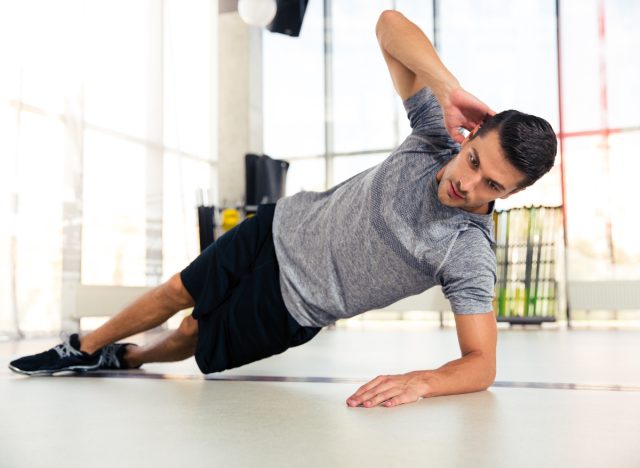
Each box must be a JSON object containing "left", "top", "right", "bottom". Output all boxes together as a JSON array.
[
  {"left": 98, "top": 343, "right": 141, "bottom": 370},
  {"left": 8, "top": 333, "right": 101, "bottom": 376}
]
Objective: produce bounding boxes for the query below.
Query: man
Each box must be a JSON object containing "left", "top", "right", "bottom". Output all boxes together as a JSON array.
[{"left": 9, "top": 11, "right": 556, "bottom": 409}]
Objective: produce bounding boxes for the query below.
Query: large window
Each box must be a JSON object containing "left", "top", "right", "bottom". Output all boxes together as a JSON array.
[
  {"left": 0, "top": 0, "right": 217, "bottom": 335},
  {"left": 262, "top": 0, "right": 640, "bottom": 291},
  {"left": 560, "top": 0, "right": 640, "bottom": 280},
  {"left": 262, "top": 0, "right": 325, "bottom": 193},
  {"left": 263, "top": 1, "right": 559, "bottom": 199},
  {"left": 439, "top": 0, "right": 561, "bottom": 210},
  {"left": 263, "top": 1, "right": 433, "bottom": 191}
]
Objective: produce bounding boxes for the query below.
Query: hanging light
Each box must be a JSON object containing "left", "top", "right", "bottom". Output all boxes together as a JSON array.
[{"left": 237, "top": 0, "right": 277, "bottom": 27}]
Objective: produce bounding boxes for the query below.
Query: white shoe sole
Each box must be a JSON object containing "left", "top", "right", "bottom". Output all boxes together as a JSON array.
[{"left": 8, "top": 363, "right": 101, "bottom": 376}]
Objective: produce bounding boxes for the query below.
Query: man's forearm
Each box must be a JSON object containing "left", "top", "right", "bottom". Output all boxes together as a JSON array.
[
  {"left": 346, "top": 352, "right": 496, "bottom": 408},
  {"left": 376, "top": 10, "right": 458, "bottom": 100},
  {"left": 423, "top": 352, "right": 496, "bottom": 397}
]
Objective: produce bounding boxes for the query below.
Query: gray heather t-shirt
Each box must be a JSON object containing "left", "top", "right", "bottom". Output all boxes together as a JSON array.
[{"left": 272, "top": 87, "right": 497, "bottom": 327}]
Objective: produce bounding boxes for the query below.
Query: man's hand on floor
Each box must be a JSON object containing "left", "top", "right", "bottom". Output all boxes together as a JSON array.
[{"left": 346, "top": 371, "right": 430, "bottom": 408}]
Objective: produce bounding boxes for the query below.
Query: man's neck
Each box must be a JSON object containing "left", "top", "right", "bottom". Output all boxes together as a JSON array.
[{"left": 463, "top": 202, "right": 492, "bottom": 215}]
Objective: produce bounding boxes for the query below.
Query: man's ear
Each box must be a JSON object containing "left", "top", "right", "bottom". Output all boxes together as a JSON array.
[
  {"left": 500, "top": 186, "right": 525, "bottom": 200},
  {"left": 461, "top": 122, "right": 482, "bottom": 146}
]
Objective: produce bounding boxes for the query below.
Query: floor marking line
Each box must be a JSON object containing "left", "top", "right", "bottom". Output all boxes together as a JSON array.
[{"left": 9, "top": 370, "right": 638, "bottom": 392}]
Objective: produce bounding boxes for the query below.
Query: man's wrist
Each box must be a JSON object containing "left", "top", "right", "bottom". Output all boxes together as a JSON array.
[
  {"left": 418, "top": 370, "right": 438, "bottom": 398},
  {"left": 431, "top": 79, "right": 461, "bottom": 109},
  {"left": 419, "top": 354, "right": 496, "bottom": 398}
]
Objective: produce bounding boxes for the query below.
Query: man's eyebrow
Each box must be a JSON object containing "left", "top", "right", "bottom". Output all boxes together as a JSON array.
[{"left": 472, "top": 148, "right": 507, "bottom": 191}]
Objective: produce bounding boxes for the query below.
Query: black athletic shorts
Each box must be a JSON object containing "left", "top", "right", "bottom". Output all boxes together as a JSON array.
[{"left": 180, "top": 203, "right": 321, "bottom": 374}]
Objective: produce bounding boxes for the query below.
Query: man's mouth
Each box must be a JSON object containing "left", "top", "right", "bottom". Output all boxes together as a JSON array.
[{"left": 449, "top": 181, "right": 464, "bottom": 200}]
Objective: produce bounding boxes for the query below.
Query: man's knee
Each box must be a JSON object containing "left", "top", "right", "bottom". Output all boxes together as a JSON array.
[
  {"left": 161, "top": 273, "right": 195, "bottom": 309},
  {"left": 177, "top": 315, "right": 198, "bottom": 338}
]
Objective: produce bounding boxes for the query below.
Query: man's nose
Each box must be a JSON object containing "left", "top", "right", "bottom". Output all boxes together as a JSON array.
[{"left": 459, "top": 173, "right": 482, "bottom": 193}]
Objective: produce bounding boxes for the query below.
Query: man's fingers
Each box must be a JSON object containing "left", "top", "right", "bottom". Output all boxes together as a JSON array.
[
  {"left": 450, "top": 132, "right": 465, "bottom": 144},
  {"left": 347, "top": 375, "right": 389, "bottom": 405},
  {"left": 347, "top": 377, "right": 399, "bottom": 406},
  {"left": 346, "top": 373, "right": 426, "bottom": 408},
  {"left": 361, "top": 387, "right": 403, "bottom": 408},
  {"left": 451, "top": 128, "right": 465, "bottom": 143},
  {"left": 383, "top": 392, "right": 420, "bottom": 408},
  {"left": 350, "top": 382, "right": 395, "bottom": 406},
  {"left": 446, "top": 124, "right": 466, "bottom": 143},
  {"left": 353, "top": 375, "right": 386, "bottom": 395}
]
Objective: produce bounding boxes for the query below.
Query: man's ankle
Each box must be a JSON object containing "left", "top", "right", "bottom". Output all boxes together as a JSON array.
[
  {"left": 78, "top": 336, "right": 99, "bottom": 355},
  {"left": 122, "top": 345, "right": 141, "bottom": 369}
]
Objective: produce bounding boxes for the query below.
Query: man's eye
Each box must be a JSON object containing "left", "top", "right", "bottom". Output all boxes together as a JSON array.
[
  {"left": 488, "top": 181, "right": 499, "bottom": 191},
  {"left": 468, "top": 153, "right": 478, "bottom": 167}
]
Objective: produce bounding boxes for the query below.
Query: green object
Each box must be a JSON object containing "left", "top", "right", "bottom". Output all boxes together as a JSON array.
[{"left": 494, "top": 206, "right": 561, "bottom": 321}]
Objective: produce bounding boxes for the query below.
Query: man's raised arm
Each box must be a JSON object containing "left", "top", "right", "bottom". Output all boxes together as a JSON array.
[{"left": 376, "top": 10, "right": 494, "bottom": 143}]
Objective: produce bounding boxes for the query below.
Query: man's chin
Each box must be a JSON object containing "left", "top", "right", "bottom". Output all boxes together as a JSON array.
[{"left": 437, "top": 190, "right": 462, "bottom": 208}]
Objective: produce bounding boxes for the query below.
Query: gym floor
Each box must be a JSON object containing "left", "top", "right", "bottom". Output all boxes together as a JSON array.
[{"left": 2, "top": 325, "right": 639, "bottom": 468}]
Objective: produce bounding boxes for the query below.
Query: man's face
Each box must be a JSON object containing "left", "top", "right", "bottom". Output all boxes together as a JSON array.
[{"left": 435, "top": 129, "right": 526, "bottom": 214}]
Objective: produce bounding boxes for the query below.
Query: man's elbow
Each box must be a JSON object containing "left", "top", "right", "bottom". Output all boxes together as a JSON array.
[
  {"left": 482, "top": 361, "right": 496, "bottom": 389},
  {"left": 482, "top": 368, "right": 496, "bottom": 390},
  {"left": 376, "top": 10, "right": 404, "bottom": 40},
  {"left": 471, "top": 351, "right": 496, "bottom": 389}
]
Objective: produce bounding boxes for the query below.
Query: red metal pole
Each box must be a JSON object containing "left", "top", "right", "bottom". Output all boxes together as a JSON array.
[
  {"left": 598, "top": 0, "right": 615, "bottom": 266},
  {"left": 555, "top": 0, "right": 571, "bottom": 326}
]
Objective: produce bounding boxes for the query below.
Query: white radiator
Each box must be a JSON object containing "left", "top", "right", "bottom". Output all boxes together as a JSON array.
[
  {"left": 61, "top": 284, "right": 153, "bottom": 331},
  {"left": 568, "top": 280, "right": 640, "bottom": 310},
  {"left": 377, "top": 286, "right": 451, "bottom": 312}
]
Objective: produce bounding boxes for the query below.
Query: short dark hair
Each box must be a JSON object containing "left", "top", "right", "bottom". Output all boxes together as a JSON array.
[{"left": 473, "top": 110, "right": 557, "bottom": 188}]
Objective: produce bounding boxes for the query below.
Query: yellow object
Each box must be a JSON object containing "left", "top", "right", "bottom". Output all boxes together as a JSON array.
[{"left": 221, "top": 208, "right": 241, "bottom": 231}]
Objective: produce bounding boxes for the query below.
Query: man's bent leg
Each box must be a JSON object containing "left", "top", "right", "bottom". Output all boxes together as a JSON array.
[
  {"left": 123, "top": 316, "right": 198, "bottom": 368},
  {"left": 79, "top": 273, "right": 195, "bottom": 355}
]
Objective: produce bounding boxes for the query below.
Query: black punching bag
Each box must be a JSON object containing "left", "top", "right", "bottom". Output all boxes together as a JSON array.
[
  {"left": 267, "top": 0, "right": 309, "bottom": 37},
  {"left": 245, "top": 154, "right": 289, "bottom": 207}
]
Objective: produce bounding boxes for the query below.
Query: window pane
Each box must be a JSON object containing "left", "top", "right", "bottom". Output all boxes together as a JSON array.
[
  {"left": 15, "top": 113, "right": 65, "bottom": 332},
  {"left": 606, "top": 0, "right": 640, "bottom": 129},
  {"left": 333, "top": 153, "right": 387, "bottom": 186},
  {"left": 494, "top": 163, "right": 563, "bottom": 211},
  {"left": 14, "top": 0, "right": 84, "bottom": 115},
  {"left": 563, "top": 135, "right": 612, "bottom": 280},
  {"left": 164, "top": 0, "right": 212, "bottom": 158},
  {"left": 0, "top": 3, "right": 21, "bottom": 102},
  {"left": 563, "top": 133, "right": 640, "bottom": 281},
  {"left": 83, "top": 0, "right": 151, "bottom": 139},
  {"left": 263, "top": 0, "right": 324, "bottom": 158},
  {"left": 82, "top": 130, "right": 146, "bottom": 285},
  {"left": 395, "top": 0, "right": 433, "bottom": 29},
  {"left": 0, "top": 105, "right": 18, "bottom": 331},
  {"left": 608, "top": 131, "right": 640, "bottom": 275},
  {"left": 560, "top": 0, "right": 601, "bottom": 133},
  {"left": 285, "top": 158, "right": 326, "bottom": 195},
  {"left": 163, "top": 153, "right": 214, "bottom": 279},
  {"left": 0, "top": 2, "right": 218, "bottom": 334},
  {"left": 0, "top": 105, "right": 18, "bottom": 196},
  {"left": 332, "top": 0, "right": 396, "bottom": 153},
  {"left": 440, "top": 0, "right": 559, "bottom": 130},
  {"left": 564, "top": 130, "right": 640, "bottom": 280}
]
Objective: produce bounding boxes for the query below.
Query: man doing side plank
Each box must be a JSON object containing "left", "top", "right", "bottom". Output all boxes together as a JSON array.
[{"left": 10, "top": 11, "right": 556, "bottom": 409}]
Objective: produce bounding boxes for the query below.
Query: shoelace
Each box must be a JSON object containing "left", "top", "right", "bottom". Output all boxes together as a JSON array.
[
  {"left": 100, "top": 344, "right": 120, "bottom": 368},
  {"left": 53, "top": 337, "right": 83, "bottom": 359}
]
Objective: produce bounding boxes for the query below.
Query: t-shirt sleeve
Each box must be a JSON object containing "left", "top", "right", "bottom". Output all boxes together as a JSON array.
[
  {"left": 403, "top": 87, "right": 459, "bottom": 151},
  {"left": 436, "top": 230, "right": 497, "bottom": 314}
]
